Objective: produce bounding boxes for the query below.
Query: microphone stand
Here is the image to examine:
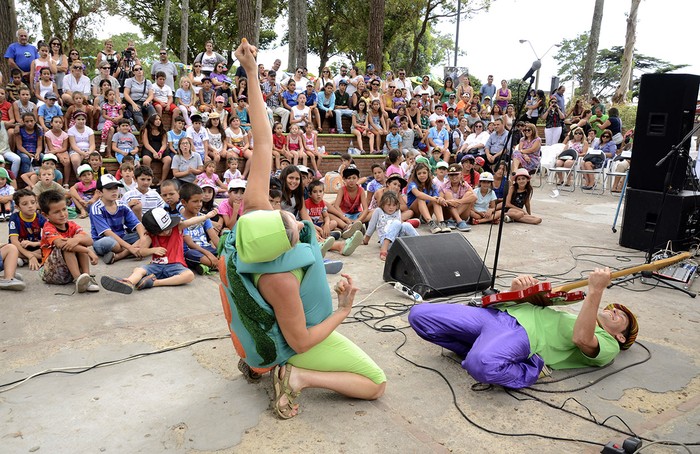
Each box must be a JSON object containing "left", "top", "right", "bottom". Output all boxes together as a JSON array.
[{"left": 483, "top": 74, "right": 536, "bottom": 296}]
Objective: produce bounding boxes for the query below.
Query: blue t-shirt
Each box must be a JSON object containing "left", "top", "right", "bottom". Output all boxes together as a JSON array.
[
  {"left": 167, "top": 129, "right": 187, "bottom": 151},
  {"left": 282, "top": 90, "right": 298, "bottom": 108},
  {"left": 38, "top": 104, "right": 62, "bottom": 123},
  {"left": 427, "top": 127, "right": 449, "bottom": 147},
  {"left": 183, "top": 217, "right": 213, "bottom": 250},
  {"left": 406, "top": 181, "right": 438, "bottom": 208},
  {"left": 8, "top": 211, "right": 46, "bottom": 243},
  {"left": 386, "top": 132, "right": 402, "bottom": 150},
  {"left": 4, "top": 42, "right": 38, "bottom": 72},
  {"left": 175, "top": 88, "right": 193, "bottom": 105},
  {"left": 304, "top": 91, "right": 317, "bottom": 107},
  {"left": 89, "top": 200, "right": 141, "bottom": 240}
]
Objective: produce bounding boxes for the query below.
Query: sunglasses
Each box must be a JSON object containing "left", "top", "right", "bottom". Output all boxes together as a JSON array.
[
  {"left": 160, "top": 52, "right": 167, "bottom": 55},
  {"left": 133, "top": 67, "right": 143, "bottom": 71},
  {"left": 51, "top": 43, "right": 59, "bottom": 46},
  {"left": 602, "top": 135, "right": 611, "bottom": 138},
  {"left": 574, "top": 131, "right": 583, "bottom": 135},
  {"left": 194, "top": 64, "right": 201, "bottom": 67},
  {"left": 474, "top": 124, "right": 483, "bottom": 128},
  {"left": 72, "top": 66, "right": 82, "bottom": 70}
]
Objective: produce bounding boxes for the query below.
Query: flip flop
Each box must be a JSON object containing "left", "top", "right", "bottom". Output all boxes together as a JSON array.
[
  {"left": 272, "top": 364, "right": 300, "bottom": 419},
  {"left": 100, "top": 276, "right": 134, "bottom": 294},
  {"left": 136, "top": 274, "right": 156, "bottom": 290}
]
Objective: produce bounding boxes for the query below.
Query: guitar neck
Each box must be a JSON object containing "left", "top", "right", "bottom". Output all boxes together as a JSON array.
[{"left": 553, "top": 252, "right": 692, "bottom": 293}]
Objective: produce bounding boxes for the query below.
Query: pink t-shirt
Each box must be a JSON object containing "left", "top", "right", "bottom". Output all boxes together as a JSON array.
[
  {"left": 386, "top": 164, "right": 405, "bottom": 178},
  {"left": 195, "top": 172, "right": 222, "bottom": 187},
  {"left": 45, "top": 129, "right": 69, "bottom": 152},
  {"left": 217, "top": 199, "right": 244, "bottom": 217}
]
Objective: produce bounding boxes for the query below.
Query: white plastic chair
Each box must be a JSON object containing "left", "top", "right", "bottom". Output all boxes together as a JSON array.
[{"left": 605, "top": 154, "right": 630, "bottom": 195}]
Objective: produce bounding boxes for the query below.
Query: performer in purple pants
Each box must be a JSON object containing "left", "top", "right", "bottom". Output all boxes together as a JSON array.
[{"left": 408, "top": 269, "right": 638, "bottom": 389}]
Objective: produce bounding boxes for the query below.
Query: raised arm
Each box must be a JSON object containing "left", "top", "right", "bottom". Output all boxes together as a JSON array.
[
  {"left": 236, "top": 39, "right": 272, "bottom": 213},
  {"left": 572, "top": 268, "right": 612, "bottom": 357}
]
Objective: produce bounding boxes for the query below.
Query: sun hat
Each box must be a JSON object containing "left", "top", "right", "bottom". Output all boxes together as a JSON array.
[{"left": 514, "top": 168, "right": 531, "bottom": 180}]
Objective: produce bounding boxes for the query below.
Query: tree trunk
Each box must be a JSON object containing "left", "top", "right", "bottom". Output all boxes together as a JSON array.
[
  {"left": 238, "top": 0, "right": 261, "bottom": 46},
  {"left": 612, "top": 0, "right": 640, "bottom": 105},
  {"left": 581, "top": 0, "right": 604, "bottom": 100},
  {"left": 294, "top": 0, "right": 307, "bottom": 70},
  {"left": 287, "top": 0, "right": 297, "bottom": 70},
  {"left": 161, "top": 0, "right": 171, "bottom": 49},
  {"left": 180, "top": 0, "right": 189, "bottom": 64},
  {"left": 0, "top": 0, "right": 17, "bottom": 80},
  {"left": 408, "top": 0, "right": 432, "bottom": 75},
  {"left": 367, "top": 0, "right": 385, "bottom": 72}
]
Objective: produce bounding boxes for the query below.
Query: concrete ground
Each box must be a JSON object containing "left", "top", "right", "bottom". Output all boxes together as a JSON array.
[{"left": 1, "top": 182, "right": 699, "bottom": 454}]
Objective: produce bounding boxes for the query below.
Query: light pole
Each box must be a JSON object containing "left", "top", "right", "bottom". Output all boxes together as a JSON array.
[{"left": 519, "top": 40, "right": 556, "bottom": 90}]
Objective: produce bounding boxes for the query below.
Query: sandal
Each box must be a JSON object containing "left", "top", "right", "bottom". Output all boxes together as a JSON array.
[
  {"left": 379, "top": 250, "right": 388, "bottom": 261},
  {"left": 272, "top": 364, "right": 300, "bottom": 419},
  {"left": 100, "top": 276, "right": 134, "bottom": 294},
  {"left": 238, "top": 358, "right": 262, "bottom": 383},
  {"left": 136, "top": 274, "right": 156, "bottom": 290}
]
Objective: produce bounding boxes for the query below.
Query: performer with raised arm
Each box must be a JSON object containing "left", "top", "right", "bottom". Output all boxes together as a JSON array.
[
  {"left": 409, "top": 268, "right": 638, "bottom": 388},
  {"left": 218, "top": 39, "right": 386, "bottom": 419}
]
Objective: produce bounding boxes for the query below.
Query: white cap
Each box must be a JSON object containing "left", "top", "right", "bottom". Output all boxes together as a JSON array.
[
  {"left": 0, "top": 154, "right": 4, "bottom": 164},
  {"left": 96, "top": 173, "right": 124, "bottom": 190},
  {"left": 296, "top": 165, "right": 310, "bottom": 174},
  {"left": 228, "top": 178, "right": 247, "bottom": 190},
  {"left": 479, "top": 172, "right": 494, "bottom": 182},
  {"left": 436, "top": 161, "right": 449, "bottom": 169},
  {"left": 42, "top": 153, "right": 59, "bottom": 163},
  {"left": 77, "top": 164, "right": 93, "bottom": 176}
]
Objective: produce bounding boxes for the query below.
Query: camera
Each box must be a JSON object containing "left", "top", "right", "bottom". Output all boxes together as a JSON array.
[{"left": 123, "top": 48, "right": 134, "bottom": 60}]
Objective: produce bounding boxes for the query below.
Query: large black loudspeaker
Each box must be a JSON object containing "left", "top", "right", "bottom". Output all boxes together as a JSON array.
[
  {"left": 619, "top": 188, "right": 700, "bottom": 251},
  {"left": 627, "top": 74, "right": 700, "bottom": 193},
  {"left": 383, "top": 233, "right": 491, "bottom": 299}
]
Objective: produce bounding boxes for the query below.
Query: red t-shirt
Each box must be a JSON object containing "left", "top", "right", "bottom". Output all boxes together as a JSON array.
[
  {"left": 0, "top": 101, "right": 11, "bottom": 121},
  {"left": 304, "top": 198, "right": 327, "bottom": 225},
  {"left": 273, "top": 133, "right": 287, "bottom": 150},
  {"left": 40, "top": 221, "right": 86, "bottom": 263},
  {"left": 150, "top": 226, "right": 186, "bottom": 266}
]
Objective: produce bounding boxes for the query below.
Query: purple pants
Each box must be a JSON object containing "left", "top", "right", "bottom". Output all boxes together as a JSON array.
[{"left": 408, "top": 303, "right": 544, "bottom": 388}]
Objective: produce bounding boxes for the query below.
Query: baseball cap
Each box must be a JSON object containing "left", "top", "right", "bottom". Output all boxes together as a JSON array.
[
  {"left": 77, "top": 164, "right": 93, "bottom": 176},
  {"left": 42, "top": 153, "right": 59, "bottom": 163},
  {"left": 142, "top": 206, "right": 181, "bottom": 235},
  {"left": 367, "top": 63, "right": 375, "bottom": 70},
  {"left": 45, "top": 92, "right": 57, "bottom": 100},
  {"left": 296, "top": 165, "right": 310, "bottom": 175},
  {"left": 415, "top": 156, "right": 430, "bottom": 166},
  {"left": 0, "top": 154, "right": 5, "bottom": 164},
  {"left": 0, "top": 167, "right": 12, "bottom": 182},
  {"left": 479, "top": 171, "right": 494, "bottom": 182},
  {"left": 96, "top": 173, "right": 124, "bottom": 190},
  {"left": 460, "top": 155, "right": 475, "bottom": 163},
  {"left": 215, "top": 96, "right": 225, "bottom": 103},
  {"left": 386, "top": 174, "right": 407, "bottom": 189},
  {"left": 342, "top": 165, "right": 360, "bottom": 178},
  {"left": 605, "top": 303, "right": 638, "bottom": 350},
  {"left": 208, "top": 112, "right": 220, "bottom": 119},
  {"left": 449, "top": 93, "right": 456, "bottom": 98},
  {"left": 228, "top": 178, "right": 247, "bottom": 191},
  {"left": 338, "top": 79, "right": 348, "bottom": 86},
  {"left": 198, "top": 181, "right": 217, "bottom": 191},
  {"left": 222, "top": 77, "right": 232, "bottom": 84},
  {"left": 447, "top": 164, "right": 462, "bottom": 174},
  {"left": 306, "top": 81, "right": 314, "bottom": 87},
  {"left": 436, "top": 161, "right": 449, "bottom": 169},
  {"left": 474, "top": 156, "right": 485, "bottom": 167},
  {"left": 237, "top": 94, "right": 247, "bottom": 100}
]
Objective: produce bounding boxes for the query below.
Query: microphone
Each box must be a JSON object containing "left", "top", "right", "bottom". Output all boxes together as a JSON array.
[{"left": 522, "top": 60, "right": 542, "bottom": 81}]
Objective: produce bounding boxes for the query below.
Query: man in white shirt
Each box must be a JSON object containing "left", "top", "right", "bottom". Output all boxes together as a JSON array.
[{"left": 395, "top": 69, "right": 413, "bottom": 99}]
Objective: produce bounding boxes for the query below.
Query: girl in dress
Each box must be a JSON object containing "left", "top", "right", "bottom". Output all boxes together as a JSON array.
[
  {"left": 206, "top": 113, "right": 227, "bottom": 165},
  {"left": 140, "top": 114, "right": 169, "bottom": 181},
  {"left": 98, "top": 89, "right": 123, "bottom": 157},
  {"left": 351, "top": 100, "right": 374, "bottom": 154},
  {"left": 175, "top": 78, "right": 197, "bottom": 126},
  {"left": 303, "top": 123, "right": 323, "bottom": 179},
  {"left": 29, "top": 42, "right": 55, "bottom": 93},
  {"left": 286, "top": 124, "right": 306, "bottom": 167},
  {"left": 504, "top": 168, "right": 541, "bottom": 224}
]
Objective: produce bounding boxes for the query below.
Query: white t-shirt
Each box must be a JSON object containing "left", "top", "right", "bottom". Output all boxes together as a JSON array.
[
  {"left": 68, "top": 125, "right": 95, "bottom": 151},
  {"left": 121, "top": 188, "right": 165, "bottom": 213},
  {"left": 292, "top": 106, "right": 310, "bottom": 127},
  {"left": 63, "top": 74, "right": 91, "bottom": 96},
  {"left": 187, "top": 125, "right": 209, "bottom": 156},
  {"left": 153, "top": 83, "right": 173, "bottom": 104}
]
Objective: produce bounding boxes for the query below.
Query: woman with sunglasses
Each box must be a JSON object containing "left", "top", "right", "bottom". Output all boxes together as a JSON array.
[
  {"left": 48, "top": 37, "right": 67, "bottom": 95},
  {"left": 542, "top": 97, "right": 565, "bottom": 146},
  {"left": 314, "top": 67, "right": 334, "bottom": 92},
  {"left": 511, "top": 123, "right": 541, "bottom": 173},
  {"left": 555, "top": 126, "right": 588, "bottom": 185},
  {"left": 209, "top": 62, "right": 228, "bottom": 89},
  {"left": 123, "top": 64, "right": 155, "bottom": 128},
  {"left": 456, "top": 120, "right": 489, "bottom": 163},
  {"left": 194, "top": 40, "right": 226, "bottom": 77},
  {"left": 580, "top": 128, "right": 616, "bottom": 190},
  {"left": 61, "top": 60, "right": 92, "bottom": 109},
  {"left": 188, "top": 61, "right": 205, "bottom": 95}
]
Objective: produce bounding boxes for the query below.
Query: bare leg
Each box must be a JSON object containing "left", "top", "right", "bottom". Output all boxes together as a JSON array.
[
  {"left": 153, "top": 270, "right": 195, "bottom": 287},
  {"left": 77, "top": 251, "right": 92, "bottom": 274},
  {"left": 62, "top": 250, "right": 82, "bottom": 279},
  {"left": 161, "top": 156, "right": 172, "bottom": 181}
]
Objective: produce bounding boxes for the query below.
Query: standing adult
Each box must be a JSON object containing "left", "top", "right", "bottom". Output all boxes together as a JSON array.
[
  {"left": 484, "top": 118, "right": 510, "bottom": 172},
  {"left": 480, "top": 75, "right": 496, "bottom": 100},
  {"left": 262, "top": 70, "right": 290, "bottom": 131},
  {"left": 123, "top": 64, "right": 155, "bottom": 128},
  {"left": 194, "top": 41, "right": 226, "bottom": 77},
  {"left": 271, "top": 59, "right": 282, "bottom": 72},
  {"left": 282, "top": 68, "right": 308, "bottom": 94},
  {"left": 394, "top": 69, "right": 413, "bottom": 99},
  {"left": 4, "top": 29, "right": 38, "bottom": 85},
  {"left": 589, "top": 105, "right": 610, "bottom": 138},
  {"left": 542, "top": 97, "right": 565, "bottom": 145},
  {"left": 151, "top": 49, "right": 178, "bottom": 91},
  {"left": 48, "top": 37, "right": 67, "bottom": 95},
  {"left": 62, "top": 60, "right": 92, "bottom": 106},
  {"left": 114, "top": 46, "right": 139, "bottom": 93},
  {"left": 456, "top": 74, "right": 473, "bottom": 101},
  {"left": 96, "top": 39, "right": 120, "bottom": 76},
  {"left": 494, "top": 79, "right": 511, "bottom": 112},
  {"left": 553, "top": 85, "right": 566, "bottom": 112},
  {"left": 333, "top": 64, "right": 349, "bottom": 88},
  {"left": 345, "top": 66, "right": 362, "bottom": 98}
]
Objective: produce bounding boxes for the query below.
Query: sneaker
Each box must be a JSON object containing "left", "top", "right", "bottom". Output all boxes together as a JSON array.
[
  {"left": 14, "top": 272, "right": 23, "bottom": 281},
  {"left": 75, "top": 273, "right": 91, "bottom": 293},
  {"left": 538, "top": 364, "right": 552, "bottom": 379},
  {"left": 0, "top": 278, "right": 26, "bottom": 291},
  {"left": 102, "top": 251, "right": 115, "bottom": 265},
  {"left": 324, "top": 259, "right": 343, "bottom": 274},
  {"left": 17, "top": 258, "right": 25, "bottom": 267},
  {"left": 439, "top": 221, "right": 451, "bottom": 233},
  {"left": 195, "top": 264, "right": 211, "bottom": 275},
  {"left": 429, "top": 220, "right": 442, "bottom": 234},
  {"left": 0, "top": 213, "right": 6, "bottom": 222},
  {"left": 446, "top": 219, "right": 457, "bottom": 229},
  {"left": 341, "top": 231, "right": 363, "bottom": 256},
  {"left": 100, "top": 276, "right": 134, "bottom": 294},
  {"left": 86, "top": 276, "right": 100, "bottom": 292},
  {"left": 407, "top": 218, "right": 420, "bottom": 228},
  {"left": 504, "top": 215, "right": 513, "bottom": 223},
  {"left": 341, "top": 220, "right": 363, "bottom": 239},
  {"left": 320, "top": 237, "right": 335, "bottom": 257},
  {"left": 330, "top": 230, "right": 342, "bottom": 240},
  {"left": 456, "top": 221, "right": 472, "bottom": 232}
]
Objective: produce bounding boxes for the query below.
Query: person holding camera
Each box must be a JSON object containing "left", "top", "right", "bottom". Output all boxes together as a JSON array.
[
  {"left": 114, "top": 46, "right": 140, "bottom": 93},
  {"left": 542, "top": 97, "right": 565, "bottom": 145}
]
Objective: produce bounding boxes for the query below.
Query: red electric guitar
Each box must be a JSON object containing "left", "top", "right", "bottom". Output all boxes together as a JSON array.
[{"left": 481, "top": 252, "right": 692, "bottom": 308}]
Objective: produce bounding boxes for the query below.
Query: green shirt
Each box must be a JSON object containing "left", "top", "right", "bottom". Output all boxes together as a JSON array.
[
  {"left": 503, "top": 304, "right": 620, "bottom": 370},
  {"left": 590, "top": 114, "right": 609, "bottom": 138}
]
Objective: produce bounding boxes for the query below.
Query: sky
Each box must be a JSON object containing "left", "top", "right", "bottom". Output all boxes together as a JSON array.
[{"left": 101, "top": 0, "right": 699, "bottom": 93}]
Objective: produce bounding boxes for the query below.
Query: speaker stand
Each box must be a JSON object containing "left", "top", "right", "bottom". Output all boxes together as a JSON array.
[{"left": 609, "top": 270, "right": 696, "bottom": 298}]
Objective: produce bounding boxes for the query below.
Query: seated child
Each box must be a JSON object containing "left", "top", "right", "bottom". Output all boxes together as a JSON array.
[
  {"left": 111, "top": 119, "right": 140, "bottom": 164},
  {"left": 363, "top": 190, "right": 419, "bottom": 260},
  {"left": 469, "top": 171, "right": 500, "bottom": 225},
  {"left": 121, "top": 165, "right": 165, "bottom": 220},
  {"left": 223, "top": 156, "right": 242, "bottom": 185},
  {"left": 38, "top": 190, "right": 99, "bottom": 293},
  {"left": 332, "top": 165, "right": 370, "bottom": 224},
  {"left": 69, "top": 164, "right": 98, "bottom": 218},
  {"left": 100, "top": 206, "right": 217, "bottom": 294},
  {"left": 199, "top": 182, "right": 222, "bottom": 234},
  {"left": 195, "top": 159, "right": 227, "bottom": 193},
  {"left": 159, "top": 179, "right": 183, "bottom": 215},
  {"left": 21, "top": 153, "right": 63, "bottom": 189},
  {"left": 8, "top": 189, "right": 45, "bottom": 270},
  {"left": 0, "top": 167, "right": 15, "bottom": 220},
  {"left": 89, "top": 174, "right": 148, "bottom": 264},
  {"left": 179, "top": 183, "right": 220, "bottom": 274},
  {"left": 219, "top": 178, "right": 246, "bottom": 230},
  {"left": 305, "top": 180, "right": 362, "bottom": 257},
  {"left": 32, "top": 163, "right": 66, "bottom": 197},
  {"left": 118, "top": 161, "right": 138, "bottom": 196},
  {"left": 0, "top": 243, "right": 25, "bottom": 291}
]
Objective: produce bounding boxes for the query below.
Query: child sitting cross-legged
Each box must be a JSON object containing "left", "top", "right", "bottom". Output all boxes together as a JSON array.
[
  {"left": 38, "top": 190, "right": 100, "bottom": 293},
  {"left": 100, "top": 205, "right": 218, "bottom": 294},
  {"left": 0, "top": 243, "right": 25, "bottom": 291},
  {"left": 8, "top": 189, "right": 45, "bottom": 270},
  {"left": 179, "top": 182, "right": 220, "bottom": 274},
  {"left": 363, "top": 190, "right": 419, "bottom": 261}
]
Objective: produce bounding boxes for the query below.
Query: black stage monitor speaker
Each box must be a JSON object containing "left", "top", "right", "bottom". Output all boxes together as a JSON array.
[
  {"left": 627, "top": 73, "right": 700, "bottom": 193},
  {"left": 383, "top": 233, "right": 491, "bottom": 299},
  {"left": 619, "top": 188, "right": 700, "bottom": 251}
]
